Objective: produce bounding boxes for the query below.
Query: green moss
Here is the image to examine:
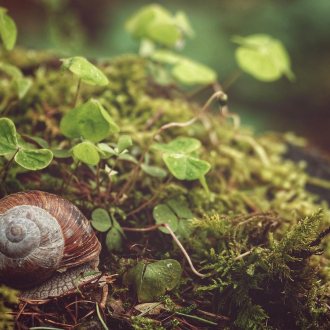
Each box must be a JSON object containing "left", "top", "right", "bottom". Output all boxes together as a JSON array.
[
  {"left": 0, "top": 285, "right": 18, "bottom": 329},
  {"left": 0, "top": 50, "right": 329, "bottom": 329}
]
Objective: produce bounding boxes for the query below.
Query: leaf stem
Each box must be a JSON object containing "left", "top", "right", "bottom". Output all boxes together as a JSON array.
[
  {"left": 73, "top": 78, "right": 82, "bottom": 107},
  {"left": 0, "top": 148, "right": 19, "bottom": 185}
]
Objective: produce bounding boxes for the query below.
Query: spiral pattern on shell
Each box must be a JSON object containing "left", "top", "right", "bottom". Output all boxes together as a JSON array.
[{"left": 0, "top": 191, "right": 101, "bottom": 289}]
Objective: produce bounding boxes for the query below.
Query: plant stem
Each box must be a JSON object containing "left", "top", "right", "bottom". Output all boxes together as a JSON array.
[
  {"left": 0, "top": 149, "right": 19, "bottom": 185},
  {"left": 60, "top": 161, "right": 80, "bottom": 193},
  {"left": 73, "top": 78, "right": 82, "bottom": 107},
  {"left": 122, "top": 223, "right": 206, "bottom": 278}
]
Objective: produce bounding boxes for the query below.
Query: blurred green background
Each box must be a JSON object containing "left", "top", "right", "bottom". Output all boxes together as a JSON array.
[{"left": 2, "top": 0, "right": 330, "bottom": 151}]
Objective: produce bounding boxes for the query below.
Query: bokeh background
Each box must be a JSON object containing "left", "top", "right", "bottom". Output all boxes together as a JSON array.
[{"left": 2, "top": 0, "right": 330, "bottom": 152}]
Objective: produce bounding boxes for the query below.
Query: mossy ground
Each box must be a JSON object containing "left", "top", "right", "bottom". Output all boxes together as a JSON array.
[{"left": 0, "top": 49, "right": 329, "bottom": 329}]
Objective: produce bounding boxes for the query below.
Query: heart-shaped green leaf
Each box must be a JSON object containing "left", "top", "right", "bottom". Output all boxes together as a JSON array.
[
  {"left": 0, "top": 7, "right": 17, "bottom": 50},
  {"left": 172, "top": 59, "right": 217, "bottom": 85},
  {"left": 14, "top": 149, "right": 53, "bottom": 170},
  {"left": 61, "top": 56, "right": 109, "bottom": 86},
  {"left": 60, "top": 99, "right": 119, "bottom": 143},
  {"left": 124, "top": 259, "right": 182, "bottom": 302},
  {"left": 153, "top": 203, "right": 178, "bottom": 233},
  {"left": 153, "top": 137, "right": 201, "bottom": 154},
  {"left": 0, "top": 118, "right": 18, "bottom": 155},
  {"left": 72, "top": 141, "right": 100, "bottom": 165},
  {"left": 153, "top": 198, "right": 193, "bottom": 235},
  {"left": 91, "top": 208, "right": 112, "bottom": 232},
  {"left": 163, "top": 153, "right": 211, "bottom": 181},
  {"left": 233, "top": 34, "right": 294, "bottom": 82}
]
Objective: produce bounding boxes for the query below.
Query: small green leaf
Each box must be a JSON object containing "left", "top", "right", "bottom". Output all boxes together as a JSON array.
[
  {"left": 147, "top": 22, "right": 181, "bottom": 47},
  {"left": 153, "top": 198, "right": 194, "bottom": 236},
  {"left": 0, "top": 62, "right": 22, "bottom": 78},
  {"left": 15, "top": 149, "right": 53, "bottom": 170},
  {"left": 0, "top": 7, "right": 17, "bottom": 50},
  {"left": 150, "top": 50, "right": 182, "bottom": 64},
  {"left": 61, "top": 56, "right": 109, "bottom": 86},
  {"left": 153, "top": 203, "right": 178, "bottom": 233},
  {"left": 124, "top": 259, "right": 182, "bottom": 302},
  {"left": 15, "top": 77, "right": 32, "bottom": 99},
  {"left": 91, "top": 208, "right": 112, "bottom": 232},
  {"left": 166, "top": 199, "right": 193, "bottom": 220},
  {"left": 233, "top": 34, "right": 294, "bottom": 82},
  {"left": 97, "top": 143, "right": 116, "bottom": 158},
  {"left": 163, "top": 153, "right": 211, "bottom": 181},
  {"left": 52, "top": 149, "right": 72, "bottom": 158},
  {"left": 106, "top": 227, "right": 123, "bottom": 252},
  {"left": 153, "top": 137, "right": 201, "bottom": 154},
  {"left": 72, "top": 141, "right": 100, "bottom": 165},
  {"left": 141, "top": 164, "right": 167, "bottom": 178},
  {"left": 60, "top": 99, "right": 119, "bottom": 143},
  {"left": 125, "top": 4, "right": 182, "bottom": 47},
  {"left": 117, "top": 135, "right": 132, "bottom": 153},
  {"left": 172, "top": 59, "right": 217, "bottom": 85},
  {"left": 0, "top": 118, "right": 18, "bottom": 155},
  {"left": 174, "top": 11, "right": 194, "bottom": 38}
]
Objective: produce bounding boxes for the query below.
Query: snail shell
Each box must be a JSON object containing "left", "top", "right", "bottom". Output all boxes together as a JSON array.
[{"left": 0, "top": 191, "right": 101, "bottom": 293}]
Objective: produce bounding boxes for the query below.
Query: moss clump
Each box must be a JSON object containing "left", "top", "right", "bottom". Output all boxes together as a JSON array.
[
  {"left": 0, "top": 286, "right": 18, "bottom": 329},
  {"left": 0, "top": 51, "right": 329, "bottom": 329}
]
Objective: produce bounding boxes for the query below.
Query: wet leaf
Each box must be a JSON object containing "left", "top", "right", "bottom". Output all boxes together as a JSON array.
[
  {"left": 124, "top": 259, "right": 182, "bottom": 302},
  {"left": 61, "top": 56, "right": 109, "bottom": 86},
  {"left": 14, "top": 149, "right": 53, "bottom": 170},
  {"left": 0, "top": 118, "right": 18, "bottom": 155}
]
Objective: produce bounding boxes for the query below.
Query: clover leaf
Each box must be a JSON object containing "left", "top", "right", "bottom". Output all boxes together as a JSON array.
[
  {"left": 60, "top": 56, "right": 109, "bottom": 86},
  {"left": 150, "top": 50, "right": 217, "bottom": 86},
  {"left": 60, "top": 99, "right": 119, "bottom": 143},
  {"left": 72, "top": 141, "right": 100, "bottom": 165},
  {"left": 0, "top": 63, "right": 32, "bottom": 99},
  {"left": 163, "top": 153, "right": 211, "bottom": 181},
  {"left": 153, "top": 198, "right": 194, "bottom": 236},
  {"left": 233, "top": 34, "right": 294, "bottom": 82},
  {"left": 126, "top": 5, "right": 179, "bottom": 47},
  {"left": 0, "top": 7, "right": 17, "bottom": 50},
  {"left": 153, "top": 137, "right": 201, "bottom": 154},
  {"left": 0, "top": 118, "right": 53, "bottom": 171},
  {"left": 172, "top": 59, "right": 217, "bottom": 85},
  {"left": 152, "top": 137, "right": 211, "bottom": 181},
  {"left": 0, "top": 118, "right": 18, "bottom": 155},
  {"left": 91, "top": 207, "right": 124, "bottom": 252},
  {"left": 124, "top": 259, "right": 182, "bottom": 302},
  {"left": 91, "top": 208, "right": 112, "bottom": 232},
  {"left": 14, "top": 149, "right": 53, "bottom": 171}
]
